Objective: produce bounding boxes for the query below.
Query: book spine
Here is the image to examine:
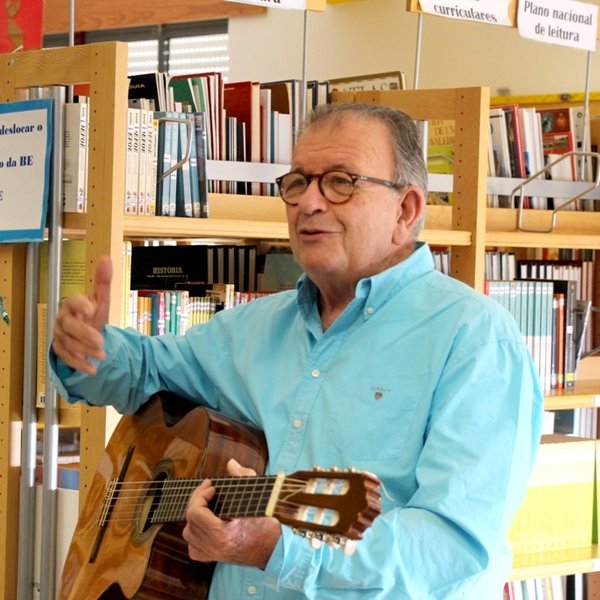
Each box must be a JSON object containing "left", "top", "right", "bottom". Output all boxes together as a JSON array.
[
  {"left": 563, "top": 280, "right": 577, "bottom": 389},
  {"left": 63, "top": 101, "right": 88, "bottom": 213}
]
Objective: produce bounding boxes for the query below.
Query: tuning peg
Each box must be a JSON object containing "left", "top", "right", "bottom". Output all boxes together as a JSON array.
[
  {"left": 310, "top": 537, "right": 323, "bottom": 550},
  {"left": 292, "top": 528, "right": 307, "bottom": 538},
  {"left": 342, "top": 540, "right": 357, "bottom": 556},
  {"left": 325, "top": 534, "right": 340, "bottom": 550}
]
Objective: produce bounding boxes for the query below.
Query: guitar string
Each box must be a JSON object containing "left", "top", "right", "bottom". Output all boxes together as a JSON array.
[
  {"left": 96, "top": 479, "right": 336, "bottom": 523},
  {"left": 100, "top": 498, "right": 325, "bottom": 524}
]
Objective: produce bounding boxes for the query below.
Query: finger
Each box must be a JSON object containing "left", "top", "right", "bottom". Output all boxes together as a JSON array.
[
  {"left": 90, "top": 255, "right": 113, "bottom": 332},
  {"left": 52, "top": 294, "right": 107, "bottom": 373},
  {"left": 52, "top": 337, "right": 100, "bottom": 375},
  {"left": 227, "top": 458, "right": 257, "bottom": 477},
  {"left": 56, "top": 296, "right": 106, "bottom": 355}
]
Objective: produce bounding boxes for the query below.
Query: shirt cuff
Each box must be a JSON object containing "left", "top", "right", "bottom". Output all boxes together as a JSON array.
[
  {"left": 263, "top": 526, "right": 319, "bottom": 593},
  {"left": 47, "top": 348, "right": 92, "bottom": 406}
]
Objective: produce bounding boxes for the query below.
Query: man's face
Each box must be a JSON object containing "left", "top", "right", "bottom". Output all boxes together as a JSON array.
[{"left": 285, "top": 115, "right": 411, "bottom": 290}]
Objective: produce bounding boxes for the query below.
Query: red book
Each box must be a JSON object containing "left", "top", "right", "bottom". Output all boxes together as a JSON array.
[{"left": 223, "top": 81, "right": 261, "bottom": 164}]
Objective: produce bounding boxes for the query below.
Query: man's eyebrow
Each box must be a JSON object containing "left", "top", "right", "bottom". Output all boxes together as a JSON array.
[{"left": 289, "top": 163, "right": 352, "bottom": 173}]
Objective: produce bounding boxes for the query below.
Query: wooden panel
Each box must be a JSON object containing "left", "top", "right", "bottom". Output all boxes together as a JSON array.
[
  {"left": 0, "top": 244, "right": 26, "bottom": 599},
  {"left": 588, "top": 572, "right": 600, "bottom": 599},
  {"left": 0, "top": 44, "right": 93, "bottom": 91},
  {"left": 77, "top": 42, "right": 129, "bottom": 507},
  {"left": 43, "top": 0, "right": 265, "bottom": 34}
]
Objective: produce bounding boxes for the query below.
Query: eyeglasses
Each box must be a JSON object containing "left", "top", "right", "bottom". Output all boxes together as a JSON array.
[{"left": 275, "top": 170, "right": 405, "bottom": 205}]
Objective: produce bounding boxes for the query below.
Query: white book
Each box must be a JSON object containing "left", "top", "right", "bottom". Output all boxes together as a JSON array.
[
  {"left": 137, "top": 106, "right": 148, "bottom": 215},
  {"left": 489, "top": 108, "right": 512, "bottom": 208},
  {"left": 125, "top": 107, "right": 139, "bottom": 215},
  {"left": 63, "top": 100, "right": 88, "bottom": 213}
]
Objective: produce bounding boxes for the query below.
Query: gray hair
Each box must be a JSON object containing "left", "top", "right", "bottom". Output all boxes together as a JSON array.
[{"left": 298, "top": 103, "right": 428, "bottom": 238}]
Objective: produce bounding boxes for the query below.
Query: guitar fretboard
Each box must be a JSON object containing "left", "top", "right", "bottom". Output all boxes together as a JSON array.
[{"left": 149, "top": 476, "right": 280, "bottom": 523}]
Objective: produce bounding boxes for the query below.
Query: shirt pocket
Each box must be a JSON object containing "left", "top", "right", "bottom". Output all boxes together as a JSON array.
[{"left": 326, "top": 373, "right": 429, "bottom": 461}]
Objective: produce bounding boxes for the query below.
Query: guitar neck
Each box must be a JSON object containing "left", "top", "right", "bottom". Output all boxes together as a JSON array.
[{"left": 152, "top": 475, "right": 281, "bottom": 524}]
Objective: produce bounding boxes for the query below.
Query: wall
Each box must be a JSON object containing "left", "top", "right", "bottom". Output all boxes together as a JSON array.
[{"left": 228, "top": 0, "right": 600, "bottom": 97}]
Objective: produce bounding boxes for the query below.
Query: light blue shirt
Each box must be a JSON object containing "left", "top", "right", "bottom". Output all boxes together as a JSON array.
[{"left": 50, "top": 243, "right": 543, "bottom": 600}]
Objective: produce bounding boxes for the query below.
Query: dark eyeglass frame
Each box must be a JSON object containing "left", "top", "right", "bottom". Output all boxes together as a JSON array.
[{"left": 275, "top": 170, "right": 406, "bottom": 205}]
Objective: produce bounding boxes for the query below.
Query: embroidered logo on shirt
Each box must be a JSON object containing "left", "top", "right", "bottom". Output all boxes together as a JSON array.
[{"left": 370, "top": 386, "right": 391, "bottom": 401}]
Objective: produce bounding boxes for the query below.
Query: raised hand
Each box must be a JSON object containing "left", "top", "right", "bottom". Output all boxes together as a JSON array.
[{"left": 52, "top": 255, "right": 113, "bottom": 375}]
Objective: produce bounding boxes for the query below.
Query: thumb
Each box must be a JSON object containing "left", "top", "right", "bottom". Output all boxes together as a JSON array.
[
  {"left": 227, "top": 458, "right": 257, "bottom": 478},
  {"left": 90, "top": 255, "right": 113, "bottom": 332}
]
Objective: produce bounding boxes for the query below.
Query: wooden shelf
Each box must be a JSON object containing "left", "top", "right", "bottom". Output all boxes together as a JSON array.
[
  {"left": 62, "top": 197, "right": 472, "bottom": 246},
  {"left": 37, "top": 407, "right": 81, "bottom": 429},
  {"left": 486, "top": 208, "right": 600, "bottom": 250},
  {"left": 510, "top": 545, "right": 600, "bottom": 581},
  {"left": 544, "top": 380, "right": 600, "bottom": 410},
  {"left": 544, "top": 358, "right": 600, "bottom": 410},
  {"left": 64, "top": 202, "right": 600, "bottom": 250}
]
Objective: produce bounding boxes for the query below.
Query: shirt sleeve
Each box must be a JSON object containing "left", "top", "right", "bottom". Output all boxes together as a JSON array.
[{"left": 48, "top": 324, "right": 221, "bottom": 414}]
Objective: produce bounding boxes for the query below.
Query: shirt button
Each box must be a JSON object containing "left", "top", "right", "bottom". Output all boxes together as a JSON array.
[
  {"left": 293, "top": 418, "right": 303, "bottom": 428},
  {"left": 311, "top": 368, "right": 321, "bottom": 378},
  {"left": 366, "top": 306, "right": 374, "bottom": 314},
  {"left": 247, "top": 585, "right": 257, "bottom": 595}
]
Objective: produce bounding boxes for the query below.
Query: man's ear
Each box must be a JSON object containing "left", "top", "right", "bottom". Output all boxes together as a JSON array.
[{"left": 392, "top": 186, "right": 426, "bottom": 244}]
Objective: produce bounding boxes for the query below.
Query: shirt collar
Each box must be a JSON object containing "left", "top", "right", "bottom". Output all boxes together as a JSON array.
[{"left": 296, "top": 242, "right": 435, "bottom": 318}]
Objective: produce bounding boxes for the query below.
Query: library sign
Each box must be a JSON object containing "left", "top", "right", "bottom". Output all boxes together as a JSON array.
[
  {"left": 418, "top": 0, "right": 514, "bottom": 26},
  {"left": 518, "top": 0, "right": 598, "bottom": 52},
  {"left": 0, "top": 99, "right": 52, "bottom": 243}
]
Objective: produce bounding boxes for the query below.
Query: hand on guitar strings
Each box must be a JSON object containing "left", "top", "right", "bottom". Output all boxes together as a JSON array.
[
  {"left": 52, "top": 255, "right": 113, "bottom": 376},
  {"left": 183, "top": 458, "right": 282, "bottom": 569}
]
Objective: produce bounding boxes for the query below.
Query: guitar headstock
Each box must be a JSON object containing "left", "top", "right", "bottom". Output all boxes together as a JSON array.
[{"left": 269, "top": 467, "right": 382, "bottom": 554}]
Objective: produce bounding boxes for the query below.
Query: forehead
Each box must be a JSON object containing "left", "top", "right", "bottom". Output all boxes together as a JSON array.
[{"left": 292, "top": 114, "right": 394, "bottom": 172}]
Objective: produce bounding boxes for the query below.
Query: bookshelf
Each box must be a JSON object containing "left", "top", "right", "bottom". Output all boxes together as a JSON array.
[
  {"left": 0, "top": 41, "right": 128, "bottom": 596},
  {"left": 403, "top": 4, "right": 600, "bottom": 588},
  {"left": 1, "top": 40, "right": 599, "bottom": 597}
]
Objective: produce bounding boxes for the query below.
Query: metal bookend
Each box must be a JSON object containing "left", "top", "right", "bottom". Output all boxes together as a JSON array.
[
  {"left": 156, "top": 115, "right": 195, "bottom": 181},
  {"left": 514, "top": 150, "right": 600, "bottom": 233}
]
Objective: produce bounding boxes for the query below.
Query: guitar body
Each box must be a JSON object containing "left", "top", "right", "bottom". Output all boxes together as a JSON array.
[{"left": 59, "top": 392, "right": 267, "bottom": 600}]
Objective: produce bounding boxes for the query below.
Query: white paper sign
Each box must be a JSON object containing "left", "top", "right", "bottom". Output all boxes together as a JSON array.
[
  {"left": 518, "top": 0, "right": 598, "bottom": 52},
  {"left": 0, "top": 99, "right": 53, "bottom": 243},
  {"left": 225, "top": 0, "right": 308, "bottom": 10},
  {"left": 418, "top": 0, "right": 513, "bottom": 26}
]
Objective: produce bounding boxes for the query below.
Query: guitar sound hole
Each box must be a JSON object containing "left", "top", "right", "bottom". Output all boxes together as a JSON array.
[{"left": 131, "top": 466, "right": 170, "bottom": 546}]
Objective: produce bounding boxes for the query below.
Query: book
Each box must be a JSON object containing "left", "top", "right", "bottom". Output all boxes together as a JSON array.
[
  {"left": 223, "top": 81, "right": 261, "bottom": 166},
  {"left": 175, "top": 113, "right": 193, "bottom": 217},
  {"left": 136, "top": 290, "right": 167, "bottom": 336},
  {"left": 153, "top": 111, "right": 179, "bottom": 216},
  {"left": 489, "top": 107, "right": 512, "bottom": 208},
  {"left": 426, "top": 119, "right": 454, "bottom": 205},
  {"left": 518, "top": 107, "right": 546, "bottom": 209},
  {"left": 261, "top": 79, "right": 300, "bottom": 148},
  {"left": 130, "top": 245, "right": 210, "bottom": 292},
  {"left": 192, "top": 112, "right": 210, "bottom": 218},
  {"left": 326, "top": 71, "right": 406, "bottom": 93},
  {"left": 168, "top": 76, "right": 198, "bottom": 112},
  {"left": 129, "top": 72, "right": 168, "bottom": 111},
  {"left": 537, "top": 106, "right": 577, "bottom": 209},
  {"left": 509, "top": 435, "right": 595, "bottom": 556},
  {"left": 125, "top": 106, "right": 140, "bottom": 215},
  {"left": 37, "top": 240, "right": 86, "bottom": 407},
  {"left": 62, "top": 100, "right": 88, "bottom": 213}
]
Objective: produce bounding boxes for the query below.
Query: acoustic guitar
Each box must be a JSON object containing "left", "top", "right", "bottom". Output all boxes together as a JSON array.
[{"left": 59, "top": 392, "right": 382, "bottom": 599}]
